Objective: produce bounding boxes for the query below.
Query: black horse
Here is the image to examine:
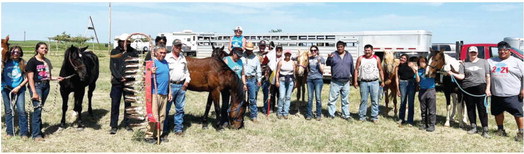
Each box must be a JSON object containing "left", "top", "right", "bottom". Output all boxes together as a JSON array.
[{"left": 59, "top": 45, "right": 99, "bottom": 129}]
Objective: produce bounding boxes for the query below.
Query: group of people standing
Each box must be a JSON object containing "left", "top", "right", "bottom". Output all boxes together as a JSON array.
[{"left": 2, "top": 26, "right": 522, "bottom": 144}]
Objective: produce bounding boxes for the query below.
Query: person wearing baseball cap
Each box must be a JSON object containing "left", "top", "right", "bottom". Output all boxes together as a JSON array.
[
  {"left": 448, "top": 46, "right": 492, "bottom": 138},
  {"left": 229, "top": 26, "right": 247, "bottom": 53},
  {"left": 275, "top": 49, "right": 296, "bottom": 119},
  {"left": 109, "top": 33, "right": 139, "bottom": 135}
]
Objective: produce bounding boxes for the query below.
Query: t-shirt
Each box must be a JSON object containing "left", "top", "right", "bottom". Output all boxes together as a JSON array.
[
  {"left": 231, "top": 35, "right": 244, "bottom": 49},
  {"left": 398, "top": 63, "right": 414, "bottom": 80},
  {"left": 488, "top": 56, "right": 524, "bottom": 97},
  {"left": 25, "top": 57, "right": 53, "bottom": 82},
  {"left": 418, "top": 69, "right": 435, "bottom": 90},
  {"left": 358, "top": 55, "right": 380, "bottom": 81},
  {"left": 152, "top": 59, "right": 169, "bottom": 95},
  {"left": 2, "top": 60, "right": 25, "bottom": 89},
  {"left": 459, "top": 59, "right": 490, "bottom": 89},
  {"left": 225, "top": 56, "right": 243, "bottom": 79},
  {"left": 307, "top": 56, "right": 325, "bottom": 79}
]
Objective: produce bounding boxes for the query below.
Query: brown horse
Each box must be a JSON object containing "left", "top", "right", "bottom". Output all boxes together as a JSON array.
[
  {"left": 426, "top": 50, "right": 467, "bottom": 127},
  {"left": 381, "top": 50, "right": 399, "bottom": 116},
  {"left": 294, "top": 49, "right": 309, "bottom": 112},
  {"left": 1, "top": 35, "right": 9, "bottom": 64},
  {"left": 186, "top": 45, "right": 245, "bottom": 129}
]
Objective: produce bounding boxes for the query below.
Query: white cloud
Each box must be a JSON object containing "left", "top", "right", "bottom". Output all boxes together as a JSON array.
[{"left": 480, "top": 4, "right": 520, "bottom": 12}]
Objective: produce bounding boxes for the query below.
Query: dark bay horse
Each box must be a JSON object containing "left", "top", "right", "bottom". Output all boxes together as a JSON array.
[
  {"left": 186, "top": 44, "right": 246, "bottom": 129},
  {"left": 426, "top": 50, "right": 467, "bottom": 127},
  {"left": 59, "top": 45, "right": 99, "bottom": 129}
]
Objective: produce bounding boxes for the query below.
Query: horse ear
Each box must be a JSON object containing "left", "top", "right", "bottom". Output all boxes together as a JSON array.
[
  {"left": 5, "top": 35, "right": 9, "bottom": 41},
  {"left": 221, "top": 46, "right": 224, "bottom": 51},
  {"left": 81, "top": 46, "right": 89, "bottom": 51}
]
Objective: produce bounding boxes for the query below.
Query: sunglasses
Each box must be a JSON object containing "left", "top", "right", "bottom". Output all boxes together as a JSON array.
[
  {"left": 11, "top": 50, "right": 22, "bottom": 55},
  {"left": 234, "top": 30, "right": 242, "bottom": 32},
  {"left": 311, "top": 49, "right": 318, "bottom": 52}
]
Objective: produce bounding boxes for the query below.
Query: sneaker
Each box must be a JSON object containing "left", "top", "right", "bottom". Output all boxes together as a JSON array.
[
  {"left": 125, "top": 126, "right": 134, "bottom": 132},
  {"left": 515, "top": 132, "right": 523, "bottom": 142},
  {"left": 144, "top": 138, "right": 156, "bottom": 144},
  {"left": 426, "top": 126, "right": 435, "bottom": 132},
  {"left": 305, "top": 116, "right": 312, "bottom": 120},
  {"left": 418, "top": 124, "right": 428, "bottom": 130},
  {"left": 467, "top": 127, "right": 478, "bottom": 134},
  {"left": 34, "top": 137, "right": 45, "bottom": 142},
  {"left": 277, "top": 115, "right": 282, "bottom": 119},
  {"left": 316, "top": 117, "right": 322, "bottom": 121},
  {"left": 495, "top": 129, "right": 508, "bottom": 137},
  {"left": 161, "top": 136, "right": 170, "bottom": 142},
  {"left": 343, "top": 117, "right": 352, "bottom": 122},
  {"left": 109, "top": 127, "right": 118, "bottom": 135},
  {"left": 175, "top": 131, "right": 184, "bottom": 136},
  {"left": 372, "top": 119, "right": 379, "bottom": 124},
  {"left": 5, "top": 134, "right": 13, "bottom": 139},
  {"left": 396, "top": 120, "right": 404, "bottom": 124},
  {"left": 328, "top": 116, "right": 335, "bottom": 119},
  {"left": 283, "top": 116, "right": 289, "bottom": 119}
]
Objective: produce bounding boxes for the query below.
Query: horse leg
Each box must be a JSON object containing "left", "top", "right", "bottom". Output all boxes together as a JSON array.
[
  {"left": 73, "top": 89, "right": 86, "bottom": 130},
  {"left": 444, "top": 91, "right": 452, "bottom": 127},
  {"left": 60, "top": 90, "right": 70, "bottom": 129},
  {"left": 457, "top": 93, "right": 468, "bottom": 128},
  {"left": 384, "top": 88, "right": 389, "bottom": 115},
  {"left": 219, "top": 90, "right": 230, "bottom": 128},
  {"left": 87, "top": 82, "right": 96, "bottom": 115},
  {"left": 393, "top": 91, "right": 398, "bottom": 118},
  {"left": 202, "top": 92, "right": 213, "bottom": 129},
  {"left": 211, "top": 89, "right": 222, "bottom": 130}
]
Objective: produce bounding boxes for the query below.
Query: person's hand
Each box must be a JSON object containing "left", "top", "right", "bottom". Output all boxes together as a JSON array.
[
  {"left": 182, "top": 82, "right": 189, "bottom": 91},
  {"left": 276, "top": 82, "right": 280, "bottom": 88},
  {"left": 380, "top": 82, "right": 385, "bottom": 87},
  {"left": 520, "top": 89, "right": 524, "bottom": 99},
  {"left": 56, "top": 76, "right": 64, "bottom": 82},
  {"left": 353, "top": 81, "right": 359, "bottom": 89},
  {"left": 243, "top": 85, "right": 248, "bottom": 91},
  {"left": 168, "top": 94, "right": 173, "bottom": 101},
  {"left": 120, "top": 77, "right": 127, "bottom": 82},
  {"left": 485, "top": 89, "right": 491, "bottom": 97},
  {"left": 151, "top": 67, "right": 157, "bottom": 74},
  {"left": 328, "top": 53, "right": 334, "bottom": 58},
  {"left": 257, "top": 82, "right": 262, "bottom": 87},
  {"left": 397, "top": 89, "right": 401, "bottom": 97},
  {"left": 11, "top": 87, "right": 20, "bottom": 94},
  {"left": 32, "top": 93, "right": 40, "bottom": 101}
]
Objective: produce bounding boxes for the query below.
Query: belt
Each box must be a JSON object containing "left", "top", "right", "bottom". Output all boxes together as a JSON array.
[
  {"left": 170, "top": 80, "right": 185, "bottom": 84},
  {"left": 360, "top": 79, "right": 378, "bottom": 82},
  {"left": 246, "top": 76, "right": 256, "bottom": 79}
]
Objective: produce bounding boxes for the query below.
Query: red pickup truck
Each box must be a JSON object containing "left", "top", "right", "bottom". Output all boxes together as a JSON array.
[{"left": 456, "top": 41, "right": 523, "bottom": 61}]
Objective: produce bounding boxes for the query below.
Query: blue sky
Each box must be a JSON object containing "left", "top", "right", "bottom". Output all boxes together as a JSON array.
[{"left": 1, "top": 2, "right": 522, "bottom": 44}]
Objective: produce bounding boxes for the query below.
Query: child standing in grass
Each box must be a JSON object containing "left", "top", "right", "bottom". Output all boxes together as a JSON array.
[{"left": 415, "top": 56, "right": 436, "bottom": 132}]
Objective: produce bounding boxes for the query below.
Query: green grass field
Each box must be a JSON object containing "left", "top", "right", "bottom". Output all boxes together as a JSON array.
[{"left": 1, "top": 44, "right": 523, "bottom": 152}]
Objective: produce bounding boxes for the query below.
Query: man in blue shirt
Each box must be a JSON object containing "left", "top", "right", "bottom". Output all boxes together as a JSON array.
[
  {"left": 326, "top": 41, "right": 354, "bottom": 120},
  {"left": 242, "top": 42, "right": 262, "bottom": 122},
  {"left": 145, "top": 47, "right": 170, "bottom": 144}
]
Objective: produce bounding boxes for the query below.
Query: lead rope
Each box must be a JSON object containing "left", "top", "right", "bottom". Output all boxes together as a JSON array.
[{"left": 449, "top": 74, "right": 489, "bottom": 114}]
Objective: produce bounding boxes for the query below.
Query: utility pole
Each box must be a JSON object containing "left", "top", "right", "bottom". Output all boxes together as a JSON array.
[
  {"left": 109, "top": 2, "right": 112, "bottom": 53},
  {"left": 24, "top": 31, "right": 26, "bottom": 42}
]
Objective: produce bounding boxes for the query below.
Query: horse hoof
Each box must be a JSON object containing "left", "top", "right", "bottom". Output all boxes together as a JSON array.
[
  {"left": 76, "top": 127, "right": 85, "bottom": 131},
  {"left": 444, "top": 121, "right": 450, "bottom": 127},
  {"left": 202, "top": 125, "right": 208, "bottom": 130},
  {"left": 57, "top": 127, "right": 65, "bottom": 132}
]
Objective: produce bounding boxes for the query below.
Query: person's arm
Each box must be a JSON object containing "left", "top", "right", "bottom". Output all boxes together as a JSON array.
[
  {"left": 275, "top": 61, "right": 282, "bottom": 88},
  {"left": 326, "top": 52, "right": 334, "bottom": 66},
  {"left": 318, "top": 57, "right": 325, "bottom": 74},
  {"left": 12, "top": 75, "right": 28, "bottom": 94},
  {"left": 256, "top": 59, "right": 262, "bottom": 86},
  {"left": 27, "top": 71, "right": 39, "bottom": 100},
  {"left": 449, "top": 63, "right": 465, "bottom": 80},
  {"left": 242, "top": 37, "right": 247, "bottom": 51},
  {"left": 353, "top": 56, "right": 361, "bottom": 89},
  {"left": 183, "top": 59, "right": 191, "bottom": 91},
  {"left": 110, "top": 50, "right": 124, "bottom": 82},
  {"left": 376, "top": 57, "right": 385, "bottom": 87},
  {"left": 395, "top": 66, "right": 400, "bottom": 96},
  {"left": 242, "top": 65, "right": 247, "bottom": 91}
]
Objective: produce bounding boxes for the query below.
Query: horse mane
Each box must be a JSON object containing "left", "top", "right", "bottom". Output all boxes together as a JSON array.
[
  {"left": 443, "top": 52, "right": 461, "bottom": 73},
  {"left": 382, "top": 50, "right": 399, "bottom": 74}
]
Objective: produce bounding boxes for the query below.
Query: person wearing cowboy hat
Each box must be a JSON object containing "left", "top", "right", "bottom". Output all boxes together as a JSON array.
[
  {"left": 109, "top": 33, "right": 139, "bottom": 135},
  {"left": 228, "top": 26, "right": 247, "bottom": 53},
  {"left": 256, "top": 40, "right": 272, "bottom": 115},
  {"left": 241, "top": 42, "right": 262, "bottom": 122}
]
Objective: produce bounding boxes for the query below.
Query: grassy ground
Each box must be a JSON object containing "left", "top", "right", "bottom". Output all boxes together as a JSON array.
[{"left": 1, "top": 46, "right": 523, "bottom": 152}]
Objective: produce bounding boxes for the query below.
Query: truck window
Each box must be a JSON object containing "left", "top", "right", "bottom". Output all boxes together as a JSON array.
[{"left": 490, "top": 47, "right": 499, "bottom": 58}]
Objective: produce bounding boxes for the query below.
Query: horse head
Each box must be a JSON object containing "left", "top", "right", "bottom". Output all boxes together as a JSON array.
[
  {"left": 211, "top": 43, "right": 227, "bottom": 60},
  {"left": 382, "top": 50, "right": 398, "bottom": 74},
  {"left": 64, "top": 45, "right": 88, "bottom": 81},
  {"left": 295, "top": 49, "right": 309, "bottom": 77},
  {"left": 1, "top": 35, "right": 10, "bottom": 63},
  {"left": 426, "top": 49, "right": 446, "bottom": 78},
  {"left": 228, "top": 76, "right": 247, "bottom": 129}
]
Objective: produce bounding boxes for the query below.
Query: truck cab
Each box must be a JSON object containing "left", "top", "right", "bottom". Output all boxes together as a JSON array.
[{"left": 456, "top": 41, "right": 523, "bottom": 62}]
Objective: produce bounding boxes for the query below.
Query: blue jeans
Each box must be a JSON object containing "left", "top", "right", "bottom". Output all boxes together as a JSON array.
[
  {"left": 246, "top": 78, "right": 259, "bottom": 119},
  {"left": 327, "top": 80, "right": 351, "bottom": 118},
  {"left": 358, "top": 80, "right": 380, "bottom": 121},
  {"left": 277, "top": 80, "right": 294, "bottom": 116},
  {"left": 306, "top": 78, "right": 323, "bottom": 118},
  {"left": 163, "top": 83, "right": 186, "bottom": 133},
  {"left": 2, "top": 87, "right": 28, "bottom": 136},
  {"left": 399, "top": 79, "right": 415, "bottom": 124},
  {"left": 261, "top": 80, "right": 270, "bottom": 113},
  {"left": 28, "top": 81, "right": 50, "bottom": 138}
]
